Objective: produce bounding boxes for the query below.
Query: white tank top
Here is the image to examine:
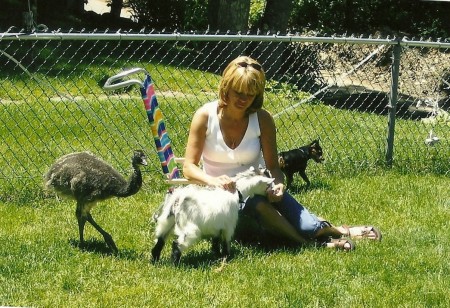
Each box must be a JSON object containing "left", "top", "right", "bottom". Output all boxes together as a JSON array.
[{"left": 202, "top": 101, "right": 264, "bottom": 177}]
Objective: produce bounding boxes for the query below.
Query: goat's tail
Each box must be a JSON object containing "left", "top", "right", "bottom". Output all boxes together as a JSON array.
[
  {"left": 154, "top": 215, "right": 175, "bottom": 240},
  {"left": 152, "top": 190, "right": 174, "bottom": 221},
  {"left": 153, "top": 191, "right": 179, "bottom": 239}
]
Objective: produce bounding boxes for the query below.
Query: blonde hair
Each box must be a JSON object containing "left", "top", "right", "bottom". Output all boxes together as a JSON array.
[{"left": 218, "top": 56, "right": 266, "bottom": 114}]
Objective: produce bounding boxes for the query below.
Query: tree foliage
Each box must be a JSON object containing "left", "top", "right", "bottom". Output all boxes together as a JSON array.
[
  {"left": 123, "top": 0, "right": 450, "bottom": 38},
  {"left": 127, "top": 0, "right": 251, "bottom": 32},
  {"left": 127, "top": 0, "right": 187, "bottom": 30},
  {"left": 290, "top": 0, "right": 450, "bottom": 38},
  {"left": 0, "top": 0, "right": 449, "bottom": 38}
]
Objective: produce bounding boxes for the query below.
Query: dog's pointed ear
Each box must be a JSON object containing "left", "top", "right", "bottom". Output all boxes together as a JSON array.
[{"left": 311, "top": 139, "right": 319, "bottom": 146}]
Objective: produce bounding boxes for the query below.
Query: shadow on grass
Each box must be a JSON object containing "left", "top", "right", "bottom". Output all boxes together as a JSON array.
[
  {"left": 235, "top": 233, "right": 304, "bottom": 252},
  {"left": 68, "top": 238, "right": 141, "bottom": 260},
  {"left": 287, "top": 180, "right": 332, "bottom": 194},
  {"left": 150, "top": 244, "right": 233, "bottom": 269},
  {"left": 151, "top": 238, "right": 308, "bottom": 270},
  {"left": 178, "top": 248, "right": 233, "bottom": 269}
]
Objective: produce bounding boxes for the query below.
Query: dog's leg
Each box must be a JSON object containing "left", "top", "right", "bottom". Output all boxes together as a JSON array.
[
  {"left": 286, "top": 172, "right": 294, "bottom": 189},
  {"left": 299, "top": 170, "right": 310, "bottom": 186}
]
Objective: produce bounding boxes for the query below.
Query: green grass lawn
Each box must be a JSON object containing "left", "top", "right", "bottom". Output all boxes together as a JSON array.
[
  {"left": 1, "top": 57, "right": 449, "bottom": 307},
  {"left": 1, "top": 171, "right": 449, "bottom": 307}
]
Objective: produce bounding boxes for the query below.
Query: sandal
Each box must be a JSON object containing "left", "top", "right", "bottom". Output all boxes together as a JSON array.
[
  {"left": 342, "top": 225, "right": 382, "bottom": 241},
  {"left": 327, "top": 238, "right": 355, "bottom": 252}
]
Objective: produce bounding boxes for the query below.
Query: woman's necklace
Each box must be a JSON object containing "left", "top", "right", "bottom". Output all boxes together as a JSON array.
[
  {"left": 226, "top": 136, "right": 237, "bottom": 149},
  {"left": 219, "top": 109, "right": 247, "bottom": 150}
]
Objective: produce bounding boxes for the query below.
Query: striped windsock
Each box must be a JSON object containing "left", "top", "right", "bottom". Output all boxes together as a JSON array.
[{"left": 141, "top": 74, "right": 180, "bottom": 180}]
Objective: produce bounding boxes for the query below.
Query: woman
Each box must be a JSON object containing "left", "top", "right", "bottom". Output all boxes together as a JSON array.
[{"left": 182, "top": 56, "right": 381, "bottom": 251}]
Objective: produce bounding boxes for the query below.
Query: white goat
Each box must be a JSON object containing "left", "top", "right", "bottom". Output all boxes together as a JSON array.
[{"left": 151, "top": 167, "right": 274, "bottom": 264}]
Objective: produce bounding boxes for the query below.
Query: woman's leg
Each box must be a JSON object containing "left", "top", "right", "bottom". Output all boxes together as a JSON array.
[
  {"left": 316, "top": 222, "right": 382, "bottom": 240},
  {"left": 274, "top": 193, "right": 323, "bottom": 239},
  {"left": 254, "top": 200, "right": 308, "bottom": 244},
  {"left": 243, "top": 194, "right": 353, "bottom": 250},
  {"left": 315, "top": 221, "right": 346, "bottom": 239},
  {"left": 272, "top": 194, "right": 355, "bottom": 250},
  {"left": 243, "top": 195, "right": 308, "bottom": 244}
]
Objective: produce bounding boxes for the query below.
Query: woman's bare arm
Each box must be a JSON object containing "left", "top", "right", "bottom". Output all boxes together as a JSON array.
[{"left": 258, "top": 109, "right": 286, "bottom": 201}]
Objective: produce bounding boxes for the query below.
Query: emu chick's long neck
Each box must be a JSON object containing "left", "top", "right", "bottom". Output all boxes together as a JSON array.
[{"left": 116, "top": 164, "right": 142, "bottom": 197}]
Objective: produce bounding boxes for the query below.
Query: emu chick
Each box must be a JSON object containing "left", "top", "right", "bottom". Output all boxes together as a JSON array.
[{"left": 44, "top": 150, "right": 147, "bottom": 252}]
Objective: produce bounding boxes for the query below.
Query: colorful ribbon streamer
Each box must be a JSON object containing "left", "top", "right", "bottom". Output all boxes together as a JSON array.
[{"left": 141, "top": 74, "right": 180, "bottom": 180}]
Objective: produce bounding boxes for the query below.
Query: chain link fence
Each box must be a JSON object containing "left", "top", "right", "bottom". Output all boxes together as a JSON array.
[{"left": 1, "top": 31, "right": 449, "bottom": 202}]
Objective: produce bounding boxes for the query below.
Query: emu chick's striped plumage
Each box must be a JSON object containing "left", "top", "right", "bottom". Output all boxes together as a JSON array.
[{"left": 44, "top": 150, "right": 147, "bottom": 252}]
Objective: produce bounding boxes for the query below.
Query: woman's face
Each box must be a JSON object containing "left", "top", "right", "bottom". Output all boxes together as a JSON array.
[{"left": 227, "top": 88, "right": 256, "bottom": 110}]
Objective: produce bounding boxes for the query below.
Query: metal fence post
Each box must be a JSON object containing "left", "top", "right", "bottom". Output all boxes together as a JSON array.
[{"left": 385, "top": 40, "right": 401, "bottom": 167}]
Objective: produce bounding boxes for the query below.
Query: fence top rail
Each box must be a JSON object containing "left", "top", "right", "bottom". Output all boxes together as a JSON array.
[{"left": 1, "top": 31, "right": 449, "bottom": 48}]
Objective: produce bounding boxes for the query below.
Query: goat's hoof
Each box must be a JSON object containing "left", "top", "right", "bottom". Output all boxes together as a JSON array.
[
  {"left": 171, "top": 252, "right": 181, "bottom": 265},
  {"left": 150, "top": 251, "right": 160, "bottom": 264},
  {"left": 171, "top": 241, "right": 182, "bottom": 265}
]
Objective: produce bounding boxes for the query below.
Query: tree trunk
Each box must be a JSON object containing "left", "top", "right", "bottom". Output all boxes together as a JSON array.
[
  {"left": 24, "top": 0, "right": 38, "bottom": 31},
  {"left": 206, "top": 0, "right": 251, "bottom": 72},
  {"left": 110, "top": 0, "right": 124, "bottom": 18},
  {"left": 256, "top": 0, "right": 294, "bottom": 78},
  {"left": 259, "top": 0, "right": 293, "bottom": 33},
  {"left": 208, "top": 0, "right": 250, "bottom": 33},
  {"left": 65, "top": 0, "right": 85, "bottom": 14},
  {"left": 207, "top": 0, "right": 220, "bottom": 30},
  {"left": 214, "top": 0, "right": 250, "bottom": 33}
]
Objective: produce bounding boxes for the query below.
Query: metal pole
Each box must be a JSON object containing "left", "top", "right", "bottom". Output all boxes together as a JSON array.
[{"left": 386, "top": 41, "right": 401, "bottom": 167}]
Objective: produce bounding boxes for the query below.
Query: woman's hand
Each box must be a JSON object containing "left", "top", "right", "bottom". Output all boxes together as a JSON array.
[
  {"left": 266, "top": 183, "right": 285, "bottom": 203},
  {"left": 209, "top": 175, "right": 236, "bottom": 192}
]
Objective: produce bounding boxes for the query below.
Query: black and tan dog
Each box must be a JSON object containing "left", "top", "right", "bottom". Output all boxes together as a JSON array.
[{"left": 278, "top": 140, "right": 324, "bottom": 190}]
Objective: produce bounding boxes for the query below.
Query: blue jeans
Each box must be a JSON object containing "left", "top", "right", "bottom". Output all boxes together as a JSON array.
[{"left": 240, "top": 193, "right": 322, "bottom": 239}]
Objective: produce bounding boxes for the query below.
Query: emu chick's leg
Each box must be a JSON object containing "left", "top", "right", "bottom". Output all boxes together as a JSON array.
[
  {"left": 86, "top": 213, "right": 118, "bottom": 253},
  {"left": 76, "top": 204, "right": 87, "bottom": 248},
  {"left": 151, "top": 238, "right": 165, "bottom": 262}
]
